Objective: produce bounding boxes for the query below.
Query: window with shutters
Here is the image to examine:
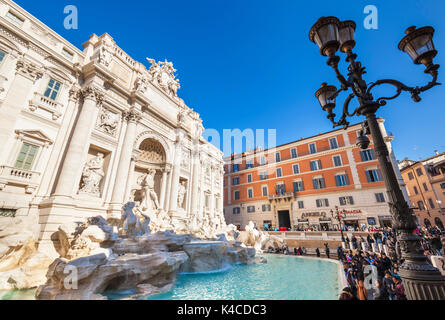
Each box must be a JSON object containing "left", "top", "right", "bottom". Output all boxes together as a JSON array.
[
  {"left": 293, "top": 181, "right": 304, "bottom": 192},
  {"left": 333, "top": 155, "right": 342, "bottom": 167},
  {"left": 335, "top": 174, "right": 350, "bottom": 187},
  {"left": 366, "top": 169, "right": 382, "bottom": 183},
  {"left": 375, "top": 193, "right": 386, "bottom": 203},
  {"left": 309, "top": 143, "right": 317, "bottom": 154},
  {"left": 360, "top": 149, "right": 376, "bottom": 162},
  {"left": 14, "top": 143, "right": 39, "bottom": 170},
  {"left": 291, "top": 148, "right": 298, "bottom": 159},
  {"left": 329, "top": 137, "right": 338, "bottom": 149},
  {"left": 262, "top": 186, "right": 268, "bottom": 196},
  {"left": 293, "top": 164, "right": 300, "bottom": 174},
  {"left": 310, "top": 160, "right": 322, "bottom": 171},
  {"left": 276, "top": 168, "right": 282, "bottom": 178},
  {"left": 313, "top": 177, "right": 326, "bottom": 190}
]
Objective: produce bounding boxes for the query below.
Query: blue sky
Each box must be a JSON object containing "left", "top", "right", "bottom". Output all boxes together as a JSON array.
[{"left": 15, "top": 0, "right": 445, "bottom": 160}]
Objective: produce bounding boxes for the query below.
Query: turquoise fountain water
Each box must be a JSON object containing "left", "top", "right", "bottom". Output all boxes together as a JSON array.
[{"left": 107, "top": 255, "right": 340, "bottom": 300}]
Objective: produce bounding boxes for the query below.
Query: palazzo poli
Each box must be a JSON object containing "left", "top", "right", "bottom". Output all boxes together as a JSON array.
[{"left": 0, "top": 0, "right": 224, "bottom": 257}]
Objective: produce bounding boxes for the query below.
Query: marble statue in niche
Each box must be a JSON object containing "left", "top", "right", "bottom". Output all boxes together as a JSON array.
[
  {"left": 79, "top": 153, "right": 105, "bottom": 195},
  {"left": 177, "top": 180, "right": 187, "bottom": 209},
  {"left": 138, "top": 168, "right": 160, "bottom": 212}
]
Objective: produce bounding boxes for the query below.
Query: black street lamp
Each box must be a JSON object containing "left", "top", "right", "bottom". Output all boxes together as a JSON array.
[
  {"left": 309, "top": 16, "right": 445, "bottom": 300},
  {"left": 331, "top": 206, "right": 346, "bottom": 240}
]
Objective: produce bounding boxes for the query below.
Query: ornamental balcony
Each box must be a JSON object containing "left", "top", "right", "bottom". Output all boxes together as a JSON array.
[
  {"left": 268, "top": 192, "right": 294, "bottom": 201},
  {"left": 28, "top": 92, "right": 64, "bottom": 121},
  {"left": 0, "top": 165, "right": 40, "bottom": 194}
]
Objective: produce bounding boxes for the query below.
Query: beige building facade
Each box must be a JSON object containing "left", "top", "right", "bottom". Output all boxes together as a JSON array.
[{"left": 0, "top": 0, "right": 224, "bottom": 256}]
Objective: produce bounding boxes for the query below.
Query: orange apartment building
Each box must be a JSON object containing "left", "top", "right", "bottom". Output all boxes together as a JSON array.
[
  {"left": 399, "top": 152, "right": 445, "bottom": 230},
  {"left": 223, "top": 119, "right": 410, "bottom": 231}
]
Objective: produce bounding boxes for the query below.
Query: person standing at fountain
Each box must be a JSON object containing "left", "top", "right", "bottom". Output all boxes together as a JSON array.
[
  {"left": 316, "top": 248, "right": 320, "bottom": 257},
  {"left": 324, "top": 243, "right": 330, "bottom": 259}
]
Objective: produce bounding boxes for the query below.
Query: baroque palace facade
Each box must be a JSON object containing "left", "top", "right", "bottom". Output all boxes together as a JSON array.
[
  {"left": 0, "top": 0, "right": 224, "bottom": 256},
  {"left": 223, "top": 120, "right": 410, "bottom": 231}
]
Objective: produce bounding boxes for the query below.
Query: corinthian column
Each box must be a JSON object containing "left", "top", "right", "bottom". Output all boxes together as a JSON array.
[
  {"left": 168, "top": 129, "right": 184, "bottom": 215},
  {"left": 54, "top": 85, "right": 104, "bottom": 197},
  {"left": 110, "top": 108, "right": 141, "bottom": 210},
  {"left": 159, "top": 164, "right": 171, "bottom": 209},
  {"left": 190, "top": 147, "right": 200, "bottom": 217}
]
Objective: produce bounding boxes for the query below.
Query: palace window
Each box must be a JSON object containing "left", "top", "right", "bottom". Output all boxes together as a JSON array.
[
  {"left": 234, "top": 191, "right": 240, "bottom": 201},
  {"left": 276, "top": 168, "right": 282, "bottom": 178},
  {"left": 293, "top": 164, "right": 300, "bottom": 174},
  {"left": 365, "top": 169, "right": 383, "bottom": 183},
  {"left": 6, "top": 11, "right": 24, "bottom": 27},
  {"left": 310, "top": 160, "right": 322, "bottom": 171},
  {"left": 276, "top": 183, "right": 286, "bottom": 195},
  {"left": 416, "top": 168, "right": 424, "bottom": 177},
  {"left": 0, "top": 49, "right": 6, "bottom": 65},
  {"left": 247, "top": 206, "right": 256, "bottom": 213},
  {"left": 375, "top": 193, "right": 386, "bottom": 203},
  {"left": 246, "top": 160, "right": 254, "bottom": 169},
  {"left": 360, "top": 149, "right": 376, "bottom": 162},
  {"left": 233, "top": 207, "right": 241, "bottom": 214},
  {"left": 44, "top": 79, "right": 62, "bottom": 101},
  {"left": 293, "top": 181, "right": 304, "bottom": 192},
  {"left": 262, "top": 204, "right": 271, "bottom": 212},
  {"left": 260, "top": 156, "right": 267, "bottom": 166},
  {"left": 408, "top": 172, "right": 414, "bottom": 180},
  {"left": 232, "top": 164, "right": 239, "bottom": 172},
  {"left": 232, "top": 177, "right": 240, "bottom": 186},
  {"left": 298, "top": 201, "right": 305, "bottom": 209},
  {"left": 291, "top": 148, "right": 298, "bottom": 159},
  {"left": 275, "top": 152, "right": 281, "bottom": 163},
  {"left": 413, "top": 186, "right": 419, "bottom": 195},
  {"left": 248, "top": 188, "right": 254, "bottom": 199},
  {"left": 339, "top": 196, "right": 354, "bottom": 206},
  {"left": 262, "top": 186, "right": 268, "bottom": 196},
  {"left": 14, "top": 142, "right": 39, "bottom": 170},
  {"left": 428, "top": 198, "right": 435, "bottom": 209},
  {"left": 333, "top": 155, "right": 343, "bottom": 167},
  {"left": 316, "top": 199, "right": 329, "bottom": 208},
  {"left": 335, "top": 174, "right": 350, "bottom": 187},
  {"left": 62, "top": 48, "right": 74, "bottom": 60},
  {"left": 247, "top": 174, "right": 252, "bottom": 183},
  {"left": 313, "top": 177, "right": 326, "bottom": 190},
  {"left": 309, "top": 143, "right": 317, "bottom": 154},
  {"left": 259, "top": 172, "right": 268, "bottom": 180},
  {"left": 423, "top": 182, "right": 429, "bottom": 192},
  {"left": 417, "top": 201, "right": 425, "bottom": 210},
  {"left": 329, "top": 137, "right": 338, "bottom": 149}
]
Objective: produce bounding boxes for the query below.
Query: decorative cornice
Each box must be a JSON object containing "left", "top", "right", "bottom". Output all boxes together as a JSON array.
[{"left": 15, "top": 58, "right": 43, "bottom": 82}]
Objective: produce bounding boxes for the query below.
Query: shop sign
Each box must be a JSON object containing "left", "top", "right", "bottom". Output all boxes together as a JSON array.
[{"left": 301, "top": 211, "right": 327, "bottom": 219}]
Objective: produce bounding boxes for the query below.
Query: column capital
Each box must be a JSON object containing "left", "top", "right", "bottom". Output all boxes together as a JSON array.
[
  {"left": 124, "top": 108, "right": 142, "bottom": 123},
  {"left": 15, "top": 58, "right": 43, "bottom": 82},
  {"left": 69, "top": 84, "right": 82, "bottom": 102},
  {"left": 81, "top": 85, "right": 104, "bottom": 104}
]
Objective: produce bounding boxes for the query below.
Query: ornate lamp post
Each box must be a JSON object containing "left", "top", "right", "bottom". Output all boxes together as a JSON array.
[{"left": 309, "top": 16, "right": 445, "bottom": 300}]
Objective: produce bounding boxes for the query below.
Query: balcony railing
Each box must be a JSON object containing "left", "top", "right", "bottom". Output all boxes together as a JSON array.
[
  {"left": 0, "top": 165, "right": 40, "bottom": 193},
  {"left": 268, "top": 192, "right": 294, "bottom": 201},
  {"left": 29, "top": 92, "right": 64, "bottom": 120}
]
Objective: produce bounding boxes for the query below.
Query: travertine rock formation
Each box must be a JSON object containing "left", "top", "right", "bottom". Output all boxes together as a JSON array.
[
  {"left": 0, "top": 216, "right": 53, "bottom": 290},
  {"left": 36, "top": 224, "right": 260, "bottom": 300}
]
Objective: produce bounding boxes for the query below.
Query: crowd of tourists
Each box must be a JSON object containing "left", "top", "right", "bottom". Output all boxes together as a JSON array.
[{"left": 338, "top": 226, "right": 444, "bottom": 300}]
